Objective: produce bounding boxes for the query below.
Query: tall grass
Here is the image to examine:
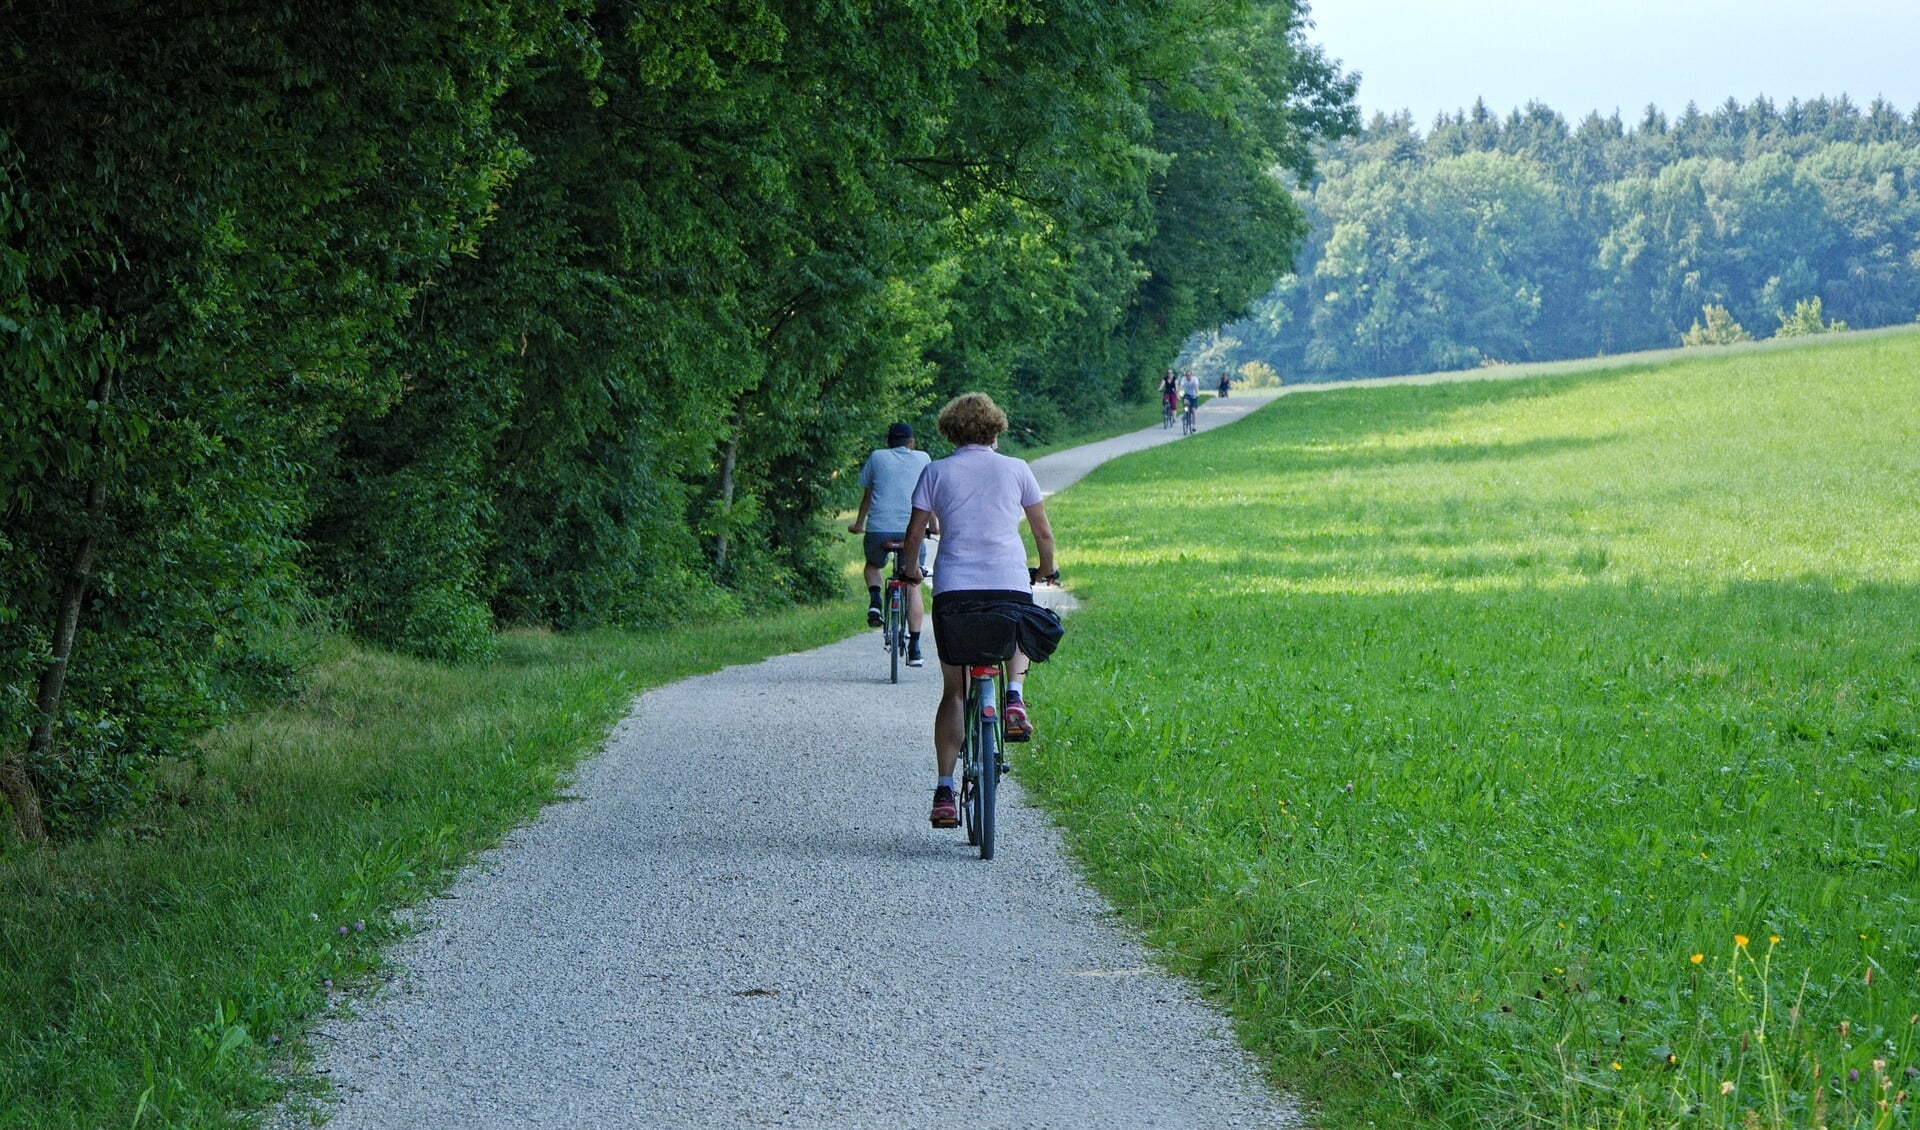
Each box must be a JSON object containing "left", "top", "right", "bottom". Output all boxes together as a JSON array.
[
  {"left": 1022, "top": 328, "right": 1920, "bottom": 1127},
  {"left": 0, "top": 600, "right": 862, "bottom": 1128}
]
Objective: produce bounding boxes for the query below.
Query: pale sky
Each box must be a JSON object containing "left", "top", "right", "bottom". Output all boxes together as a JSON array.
[{"left": 1305, "top": 0, "right": 1920, "bottom": 129}]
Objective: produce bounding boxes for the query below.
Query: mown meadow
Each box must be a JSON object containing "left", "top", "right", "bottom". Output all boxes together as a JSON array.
[{"left": 1025, "top": 328, "right": 1920, "bottom": 1127}]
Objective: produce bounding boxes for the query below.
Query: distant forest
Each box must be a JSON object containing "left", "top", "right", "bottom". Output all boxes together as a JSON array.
[{"left": 1194, "top": 95, "right": 1920, "bottom": 381}]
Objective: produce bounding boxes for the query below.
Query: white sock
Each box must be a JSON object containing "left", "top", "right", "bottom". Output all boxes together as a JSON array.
[
  {"left": 938, "top": 775, "right": 955, "bottom": 790},
  {"left": 1007, "top": 681, "right": 1023, "bottom": 699}
]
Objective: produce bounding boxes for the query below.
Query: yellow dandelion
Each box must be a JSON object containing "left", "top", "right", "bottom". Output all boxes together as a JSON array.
[
  {"left": 1610, "top": 1062, "right": 1622, "bottom": 1071},
  {"left": 1769, "top": 935, "right": 1780, "bottom": 945},
  {"left": 1690, "top": 953, "right": 1704, "bottom": 964},
  {"left": 1735, "top": 934, "right": 1750, "bottom": 948}
]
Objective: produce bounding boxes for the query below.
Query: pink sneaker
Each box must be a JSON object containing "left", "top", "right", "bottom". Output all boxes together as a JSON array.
[
  {"left": 930, "top": 786, "right": 959, "bottom": 828},
  {"left": 1003, "top": 696, "right": 1033, "bottom": 742}
]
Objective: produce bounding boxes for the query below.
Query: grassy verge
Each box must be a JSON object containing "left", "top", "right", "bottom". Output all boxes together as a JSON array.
[
  {"left": 0, "top": 589, "right": 864, "bottom": 1127},
  {"left": 1022, "top": 327, "right": 1920, "bottom": 1127}
]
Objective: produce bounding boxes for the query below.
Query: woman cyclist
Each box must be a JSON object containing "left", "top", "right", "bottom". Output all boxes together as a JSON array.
[{"left": 898, "top": 393, "right": 1060, "bottom": 829}]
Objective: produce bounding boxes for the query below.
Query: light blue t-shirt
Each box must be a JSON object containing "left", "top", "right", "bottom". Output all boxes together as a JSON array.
[
  {"left": 857, "top": 446, "right": 932, "bottom": 533},
  {"left": 910, "top": 445, "right": 1043, "bottom": 595}
]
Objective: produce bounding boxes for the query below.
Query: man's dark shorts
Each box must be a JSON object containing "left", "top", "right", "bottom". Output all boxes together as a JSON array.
[{"left": 863, "top": 532, "right": 925, "bottom": 571}]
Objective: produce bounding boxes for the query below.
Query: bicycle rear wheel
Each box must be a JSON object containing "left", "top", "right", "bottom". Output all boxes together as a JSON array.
[
  {"left": 886, "top": 583, "right": 903, "bottom": 683},
  {"left": 977, "top": 714, "right": 998, "bottom": 861},
  {"left": 961, "top": 683, "right": 982, "bottom": 846}
]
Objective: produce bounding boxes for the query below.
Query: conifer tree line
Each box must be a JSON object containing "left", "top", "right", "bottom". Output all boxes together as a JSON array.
[
  {"left": 0, "top": 1, "right": 1355, "bottom": 838},
  {"left": 1202, "top": 95, "right": 1920, "bottom": 380}
]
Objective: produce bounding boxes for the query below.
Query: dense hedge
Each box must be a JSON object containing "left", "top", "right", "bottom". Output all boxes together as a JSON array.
[{"left": 1, "top": 0, "right": 1354, "bottom": 838}]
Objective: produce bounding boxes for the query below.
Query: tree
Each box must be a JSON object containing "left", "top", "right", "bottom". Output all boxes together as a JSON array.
[
  {"left": 1, "top": 2, "right": 560, "bottom": 837},
  {"left": 4, "top": 0, "right": 1360, "bottom": 838},
  {"left": 1682, "top": 305, "right": 1754, "bottom": 346},
  {"left": 1774, "top": 296, "right": 1848, "bottom": 337}
]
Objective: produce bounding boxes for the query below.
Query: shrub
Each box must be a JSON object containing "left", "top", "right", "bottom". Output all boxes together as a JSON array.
[
  {"left": 1775, "top": 296, "right": 1848, "bottom": 337},
  {"left": 1682, "top": 304, "right": 1754, "bottom": 346}
]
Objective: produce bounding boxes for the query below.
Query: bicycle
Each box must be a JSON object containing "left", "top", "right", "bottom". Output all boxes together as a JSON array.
[
  {"left": 945, "top": 618, "right": 1011, "bottom": 860},
  {"left": 1161, "top": 397, "right": 1176, "bottom": 429},
  {"left": 1180, "top": 395, "right": 1197, "bottom": 436},
  {"left": 878, "top": 540, "right": 913, "bottom": 683},
  {"left": 947, "top": 568, "right": 1057, "bottom": 861}
]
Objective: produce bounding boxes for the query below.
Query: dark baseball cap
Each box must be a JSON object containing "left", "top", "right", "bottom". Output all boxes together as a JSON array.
[{"left": 887, "top": 422, "right": 914, "bottom": 444}]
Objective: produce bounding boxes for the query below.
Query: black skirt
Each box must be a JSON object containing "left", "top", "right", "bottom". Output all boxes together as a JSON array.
[{"left": 931, "top": 590, "right": 1066, "bottom": 667}]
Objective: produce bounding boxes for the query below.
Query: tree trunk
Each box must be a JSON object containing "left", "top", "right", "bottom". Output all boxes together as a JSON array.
[
  {"left": 0, "top": 755, "right": 44, "bottom": 843},
  {"left": 7, "top": 477, "right": 106, "bottom": 843},
  {"left": 713, "top": 428, "right": 739, "bottom": 571},
  {"left": 6, "top": 376, "right": 112, "bottom": 842}
]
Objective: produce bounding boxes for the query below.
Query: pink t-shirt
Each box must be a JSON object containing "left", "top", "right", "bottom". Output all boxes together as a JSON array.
[{"left": 911, "top": 445, "right": 1043, "bottom": 595}]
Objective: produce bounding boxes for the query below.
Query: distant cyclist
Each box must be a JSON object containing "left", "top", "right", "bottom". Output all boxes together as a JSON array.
[
  {"left": 1217, "top": 371, "right": 1231, "bottom": 399},
  {"left": 899, "top": 393, "right": 1061, "bottom": 829},
  {"left": 848, "top": 422, "right": 932, "bottom": 667}
]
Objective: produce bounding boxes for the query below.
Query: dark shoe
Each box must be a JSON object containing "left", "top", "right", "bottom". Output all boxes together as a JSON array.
[
  {"left": 1003, "top": 696, "right": 1033, "bottom": 742},
  {"left": 905, "top": 641, "right": 924, "bottom": 667},
  {"left": 930, "top": 785, "right": 959, "bottom": 828},
  {"left": 867, "top": 603, "right": 883, "bottom": 628}
]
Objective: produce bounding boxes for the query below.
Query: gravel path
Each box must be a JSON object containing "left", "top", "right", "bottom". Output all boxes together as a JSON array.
[
  {"left": 1027, "top": 390, "right": 1278, "bottom": 498},
  {"left": 290, "top": 392, "right": 1301, "bottom": 1129}
]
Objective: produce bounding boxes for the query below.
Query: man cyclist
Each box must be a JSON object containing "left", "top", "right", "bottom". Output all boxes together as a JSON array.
[
  {"left": 848, "top": 422, "right": 933, "bottom": 666},
  {"left": 899, "top": 393, "right": 1061, "bottom": 829},
  {"left": 1180, "top": 369, "right": 1201, "bottom": 418}
]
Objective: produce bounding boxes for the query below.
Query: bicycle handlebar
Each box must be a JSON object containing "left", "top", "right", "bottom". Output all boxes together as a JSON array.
[{"left": 1030, "top": 567, "right": 1060, "bottom": 586}]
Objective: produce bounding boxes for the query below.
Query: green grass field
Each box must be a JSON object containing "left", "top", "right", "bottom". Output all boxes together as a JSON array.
[{"left": 1023, "top": 329, "right": 1920, "bottom": 1128}]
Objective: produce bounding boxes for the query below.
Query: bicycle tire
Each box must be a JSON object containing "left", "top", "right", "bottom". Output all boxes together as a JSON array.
[
  {"left": 895, "top": 587, "right": 908, "bottom": 668},
  {"left": 977, "top": 711, "right": 998, "bottom": 861},
  {"left": 886, "top": 583, "right": 903, "bottom": 683},
  {"left": 962, "top": 682, "right": 982, "bottom": 846}
]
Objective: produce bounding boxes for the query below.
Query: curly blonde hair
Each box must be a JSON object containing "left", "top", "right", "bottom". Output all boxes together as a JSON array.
[{"left": 936, "top": 392, "right": 1009, "bottom": 447}]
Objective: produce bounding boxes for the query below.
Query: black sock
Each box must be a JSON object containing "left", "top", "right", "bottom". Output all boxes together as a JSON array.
[
  {"left": 868, "top": 585, "right": 881, "bottom": 606},
  {"left": 909, "top": 631, "right": 920, "bottom": 645}
]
